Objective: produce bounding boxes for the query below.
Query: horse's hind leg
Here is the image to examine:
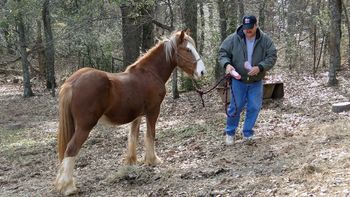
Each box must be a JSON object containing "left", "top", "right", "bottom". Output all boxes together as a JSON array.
[
  {"left": 125, "top": 117, "right": 141, "bottom": 165},
  {"left": 144, "top": 111, "right": 162, "bottom": 165},
  {"left": 55, "top": 128, "right": 90, "bottom": 196}
]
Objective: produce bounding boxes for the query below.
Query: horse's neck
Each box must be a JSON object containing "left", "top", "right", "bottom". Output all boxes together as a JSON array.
[{"left": 142, "top": 44, "right": 176, "bottom": 83}]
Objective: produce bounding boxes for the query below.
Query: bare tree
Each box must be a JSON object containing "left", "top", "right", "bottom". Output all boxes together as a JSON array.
[
  {"left": 258, "top": 0, "right": 267, "bottom": 30},
  {"left": 216, "top": 0, "right": 227, "bottom": 82},
  {"left": 16, "top": 0, "right": 34, "bottom": 97},
  {"left": 120, "top": 2, "right": 141, "bottom": 70},
  {"left": 43, "top": 0, "right": 56, "bottom": 96},
  {"left": 227, "top": 1, "right": 238, "bottom": 34},
  {"left": 181, "top": 0, "right": 197, "bottom": 91},
  {"left": 36, "top": 19, "right": 45, "bottom": 77},
  {"left": 238, "top": 0, "right": 245, "bottom": 20},
  {"left": 141, "top": 2, "right": 155, "bottom": 52},
  {"left": 328, "top": 0, "right": 342, "bottom": 86},
  {"left": 343, "top": 0, "right": 350, "bottom": 67},
  {"left": 199, "top": 2, "right": 205, "bottom": 55}
]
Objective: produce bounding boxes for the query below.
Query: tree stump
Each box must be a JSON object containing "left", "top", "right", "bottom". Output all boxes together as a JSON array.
[{"left": 332, "top": 102, "right": 350, "bottom": 113}]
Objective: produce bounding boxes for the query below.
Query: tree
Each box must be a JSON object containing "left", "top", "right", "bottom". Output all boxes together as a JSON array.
[
  {"left": 226, "top": 1, "right": 238, "bottom": 34},
  {"left": 216, "top": 0, "right": 227, "bottom": 82},
  {"left": 342, "top": 0, "right": 350, "bottom": 67},
  {"left": 16, "top": 0, "right": 33, "bottom": 97},
  {"left": 35, "top": 19, "right": 45, "bottom": 77},
  {"left": 181, "top": 0, "right": 197, "bottom": 91},
  {"left": 141, "top": 2, "right": 155, "bottom": 52},
  {"left": 258, "top": 0, "right": 268, "bottom": 30},
  {"left": 120, "top": 2, "right": 142, "bottom": 70},
  {"left": 328, "top": 0, "right": 342, "bottom": 86},
  {"left": 42, "top": 0, "right": 56, "bottom": 96},
  {"left": 238, "top": 0, "right": 245, "bottom": 20}
]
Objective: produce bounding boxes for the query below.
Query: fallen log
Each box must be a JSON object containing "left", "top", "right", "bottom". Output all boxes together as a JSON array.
[{"left": 332, "top": 102, "right": 350, "bottom": 113}]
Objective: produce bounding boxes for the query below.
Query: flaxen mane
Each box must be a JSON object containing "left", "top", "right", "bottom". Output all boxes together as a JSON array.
[{"left": 126, "top": 32, "right": 196, "bottom": 71}]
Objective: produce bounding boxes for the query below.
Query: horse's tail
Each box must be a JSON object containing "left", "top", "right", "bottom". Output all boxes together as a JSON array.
[{"left": 57, "top": 83, "right": 74, "bottom": 162}]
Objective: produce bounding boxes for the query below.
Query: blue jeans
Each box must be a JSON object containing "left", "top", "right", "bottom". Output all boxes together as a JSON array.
[{"left": 225, "top": 79, "right": 263, "bottom": 138}]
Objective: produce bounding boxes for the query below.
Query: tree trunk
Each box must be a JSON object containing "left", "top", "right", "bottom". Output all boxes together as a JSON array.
[
  {"left": 199, "top": 2, "right": 205, "bottom": 56},
  {"left": 238, "top": 0, "right": 245, "bottom": 20},
  {"left": 285, "top": 0, "right": 298, "bottom": 69},
  {"left": 16, "top": 0, "right": 34, "bottom": 97},
  {"left": 258, "top": 0, "right": 267, "bottom": 30},
  {"left": 342, "top": 0, "right": 350, "bottom": 68},
  {"left": 42, "top": 0, "right": 56, "bottom": 96},
  {"left": 141, "top": 3, "right": 154, "bottom": 52},
  {"left": 181, "top": 0, "right": 197, "bottom": 91},
  {"left": 226, "top": 1, "right": 238, "bottom": 34},
  {"left": 311, "top": 1, "right": 319, "bottom": 76},
  {"left": 172, "top": 68, "right": 179, "bottom": 99},
  {"left": 120, "top": 3, "right": 141, "bottom": 70},
  {"left": 183, "top": 0, "right": 197, "bottom": 43},
  {"left": 216, "top": 0, "right": 227, "bottom": 82},
  {"left": 162, "top": 0, "right": 179, "bottom": 99},
  {"left": 36, "top": 19, "right": 45, "bottom": 77},
  {"left": 328, "top": 0, "right": 341, "bottom": 86}
]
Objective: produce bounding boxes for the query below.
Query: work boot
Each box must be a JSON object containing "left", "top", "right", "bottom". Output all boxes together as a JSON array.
[{"left": 225, "top": 135, "right": 234, "bottom": 145}]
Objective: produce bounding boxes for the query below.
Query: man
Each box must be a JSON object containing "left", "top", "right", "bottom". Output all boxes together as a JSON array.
[{"left": 218, "top": 15, "right": 277, "bottom": 145}]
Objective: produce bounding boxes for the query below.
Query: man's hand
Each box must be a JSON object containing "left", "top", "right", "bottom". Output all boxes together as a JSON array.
[
  {"left": 248, "top": 66, "right": 260, "bottom": 76},
  {"left": 225, "top": 64, "right": 234, "bottom": 74}
]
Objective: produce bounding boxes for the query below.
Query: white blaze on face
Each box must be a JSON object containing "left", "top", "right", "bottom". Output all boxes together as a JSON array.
[{"left": 186, "top": 42, "right": 206, "bottom": 79}]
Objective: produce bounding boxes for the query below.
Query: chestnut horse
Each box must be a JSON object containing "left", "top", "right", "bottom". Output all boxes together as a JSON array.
[{"left": 55, "top": 30, "right": 205, "bottom": 195}]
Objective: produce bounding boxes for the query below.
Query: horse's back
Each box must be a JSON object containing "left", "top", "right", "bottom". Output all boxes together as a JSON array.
[{"left": 63, "top": 68, "right": 112, "bottom": 128}]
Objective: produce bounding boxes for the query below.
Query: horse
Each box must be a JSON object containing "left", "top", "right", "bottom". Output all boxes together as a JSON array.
[{"left": 54, "top": 30, "right": 206, "bottom": 195}]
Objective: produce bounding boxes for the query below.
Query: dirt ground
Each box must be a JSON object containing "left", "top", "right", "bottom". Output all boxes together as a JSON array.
[{"left": 1, "top": 68, "right": 350, "bottom": 197}]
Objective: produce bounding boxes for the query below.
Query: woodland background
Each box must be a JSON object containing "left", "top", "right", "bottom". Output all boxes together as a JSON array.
[
  {"left": 0, "top": 0, "right": 349, "bottom": 96},
  {"left": 1, "top": 0, "right": 350, "bottom": 196}
]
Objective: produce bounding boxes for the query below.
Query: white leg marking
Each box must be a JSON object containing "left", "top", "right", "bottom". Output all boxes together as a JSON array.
[
  {"left": 55, "top": 157, "right": 77, "bottom": 196},
  {"left": 127, "top": 129, "right": 137, "bottom": 164}
]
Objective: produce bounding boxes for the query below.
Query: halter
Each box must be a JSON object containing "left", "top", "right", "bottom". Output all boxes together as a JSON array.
[{"left": 175, "top": 50, "right": 202, "bottom": 64}]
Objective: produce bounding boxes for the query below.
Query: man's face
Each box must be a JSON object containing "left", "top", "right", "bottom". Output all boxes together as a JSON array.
[{"left": 243, "top": 24, "right": 257, "bottom": 38}]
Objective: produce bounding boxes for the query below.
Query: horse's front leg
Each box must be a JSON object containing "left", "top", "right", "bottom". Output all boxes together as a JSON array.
[
  {"left": 144, "top": 111, "right": 162, "bottom": 165},
  {"left": 125, "top": 117, "right": 141, "bottom": 165}
]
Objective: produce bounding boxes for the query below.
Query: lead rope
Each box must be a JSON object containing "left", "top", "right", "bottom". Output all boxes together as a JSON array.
[{"left": 192, "top": 74, "right": 238, "bottom": 117}]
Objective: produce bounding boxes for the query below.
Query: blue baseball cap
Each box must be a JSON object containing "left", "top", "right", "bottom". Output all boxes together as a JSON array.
[{"left": 242, "top": 15, "right": 257, "bottom": 30}]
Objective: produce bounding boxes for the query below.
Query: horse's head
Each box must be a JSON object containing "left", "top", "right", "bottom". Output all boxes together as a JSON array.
[{"left": 172, "top": 30, "right": 206, "bottom": 79}]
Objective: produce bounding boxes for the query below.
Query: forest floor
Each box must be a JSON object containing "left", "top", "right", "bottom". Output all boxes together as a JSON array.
[{"left": 1, "top": 66, "right": 350, "bottom": 197}]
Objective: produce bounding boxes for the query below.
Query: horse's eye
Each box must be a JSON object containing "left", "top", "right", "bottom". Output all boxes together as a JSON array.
[{"left": 187, "top": 48, "right": 191, "bottom": 53}]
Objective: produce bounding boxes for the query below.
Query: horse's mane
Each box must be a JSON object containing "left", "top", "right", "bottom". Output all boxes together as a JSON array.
[{"left": 126, "top": 31, "right": 195, "bottom": 71}]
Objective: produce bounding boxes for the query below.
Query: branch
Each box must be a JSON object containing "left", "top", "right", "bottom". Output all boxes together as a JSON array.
[
  {"left": 0, "top": 56, "right": 21, "bottom": 66},
  {"left": 151, "top": 19, "right": 173, "bottom": 31},
  {"left": 0, "top": 45, "right": 42, "bottom": 66}
]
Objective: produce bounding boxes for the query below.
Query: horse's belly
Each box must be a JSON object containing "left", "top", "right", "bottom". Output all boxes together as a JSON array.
[
  {"left": 98, "top": 114, "right": 141, "bottom": 126},
  {"left": 98, "top": 115, "right": 121, "bottom": 126}
]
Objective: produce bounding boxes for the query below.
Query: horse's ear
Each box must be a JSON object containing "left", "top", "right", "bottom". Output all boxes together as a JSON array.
[
  {"left": 185, "top": 28, "right": 191, "bottom": 36},
  {"left": 179, "top": 30, "right": 185, "bottom": 44},
  {"left": 179, "top": 28, "right": 191, "bottom": 44}
]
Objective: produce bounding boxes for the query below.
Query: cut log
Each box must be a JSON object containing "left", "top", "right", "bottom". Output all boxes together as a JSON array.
[
  {"left": 263, "top": 83, "right": 275, "bottom": 99},
  {"left": 216, "top": 81, "right": 285, "bottom": 105},
  {"left": 332, "top": 102, "right": 350, "bottom": 113},
  {"left": 271, "top": 83, "right": 284, "bottom": 99}
]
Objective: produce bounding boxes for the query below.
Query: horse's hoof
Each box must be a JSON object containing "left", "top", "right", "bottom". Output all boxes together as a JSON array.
[
  {"left": 62, "top": 185, "right": 77, "bottom": 196},
  {"left": 144, "top": 155, "right": 163, "bottom": 166},
  {"left": 124, "top": 156, "right": 137, "bottom": 165},
  {"left": 55, "top": 177, "right": 77, "bottom": 196}
]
